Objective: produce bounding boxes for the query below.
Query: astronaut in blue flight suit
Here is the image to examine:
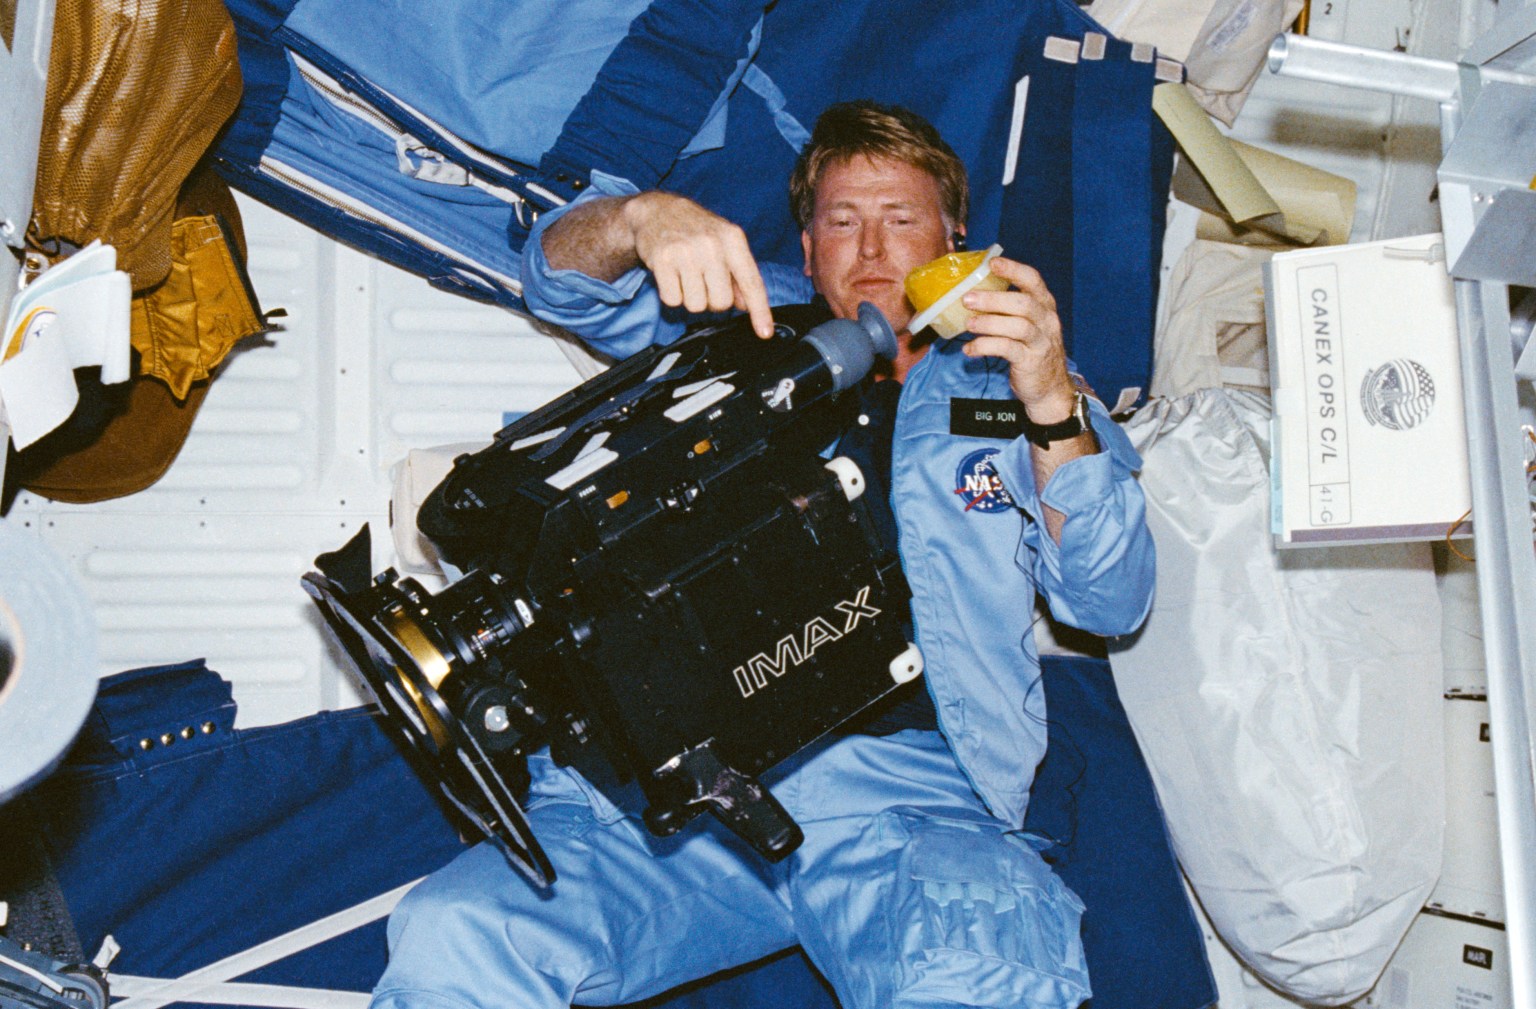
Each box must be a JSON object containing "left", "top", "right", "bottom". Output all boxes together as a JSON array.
[{"left": 371, "top": 101, "right": 1154, "bottom": 1009}]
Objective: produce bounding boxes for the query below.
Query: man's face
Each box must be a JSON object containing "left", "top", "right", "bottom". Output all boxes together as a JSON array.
[{"left": 801, "top": 155, "right": 956, "bottom": 334}]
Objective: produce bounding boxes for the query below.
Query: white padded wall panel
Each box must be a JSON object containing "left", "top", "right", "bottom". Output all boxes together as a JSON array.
[
  {"left": 51, "top": 513, "right": 371, "bottom": 717},
  {"left": 1238, "top": 73, "right": 1396, "bottom": 235},
  {"left": 21, "top": 196, "right": 582, "bottom": 728},
  {"left": 371, "top": 284, "right": 583, "bottom": 453}
]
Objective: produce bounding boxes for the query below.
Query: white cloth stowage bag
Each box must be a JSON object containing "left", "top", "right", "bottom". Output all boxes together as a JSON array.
[{"left": 1110, "top": 389, "right": 1444, "bottom": 1004}]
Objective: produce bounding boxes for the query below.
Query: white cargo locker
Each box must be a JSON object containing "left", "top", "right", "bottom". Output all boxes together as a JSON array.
[
  {"left": 1364, "top": 911, "right": 1512, "bottom": 1009},
  {"left": 1436, "top": 693, "right": 1506, "bottom": 922}
]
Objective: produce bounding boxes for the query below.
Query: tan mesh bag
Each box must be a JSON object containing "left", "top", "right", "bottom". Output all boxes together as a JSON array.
[{"left": 28, "top": 0, "right": 243, "bottom": 291}]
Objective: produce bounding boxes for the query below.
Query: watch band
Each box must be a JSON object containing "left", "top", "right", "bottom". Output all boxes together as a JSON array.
[{"left": 1021, "top": 390, "right": 1092, "bottom": 449}]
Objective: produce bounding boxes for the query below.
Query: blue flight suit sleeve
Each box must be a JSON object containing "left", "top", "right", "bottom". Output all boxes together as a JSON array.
[
  {"left": 521, "top": 170, "right": 812, "bottom": 358},
  {"left": 990, "top": 401, "right": 1155, "bottom": 637},
  {"left": 521, "top": 171, "right": 686, "bottom": 359}
]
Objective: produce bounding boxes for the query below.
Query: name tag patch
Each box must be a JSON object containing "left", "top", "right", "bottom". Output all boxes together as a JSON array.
[{"left": 950, "top": 398, "right": 1027, "bottom": 438}]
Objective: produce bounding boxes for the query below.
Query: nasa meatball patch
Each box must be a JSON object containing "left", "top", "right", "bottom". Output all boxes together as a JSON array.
[{"left": 954, "top": 448, "right": 1015, "bottom": 513}]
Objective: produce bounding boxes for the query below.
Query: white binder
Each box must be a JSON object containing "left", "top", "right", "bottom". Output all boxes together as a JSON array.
[{"left": 1265, "top": 232, "right": 1473, "bottom": 546}]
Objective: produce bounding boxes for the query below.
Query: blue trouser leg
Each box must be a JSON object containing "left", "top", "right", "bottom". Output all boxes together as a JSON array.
[
  {"left": 780, "top": 733, "right": 1091, "bottom": 1009},
  {"left": 372, "top": 750, "right": 795, "bottom": 1009},
  {"left": 373, "top": 733, "right": 1089, "bottom": 1009}
]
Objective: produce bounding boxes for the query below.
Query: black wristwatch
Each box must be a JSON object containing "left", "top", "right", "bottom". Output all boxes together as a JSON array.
[{"left": 1021, "top": 391, "right": 1093, "bottom": 449}]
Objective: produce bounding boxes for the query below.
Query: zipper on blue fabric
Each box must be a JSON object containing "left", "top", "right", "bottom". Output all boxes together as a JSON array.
[
  {"left": 254, "top": 155, "right": 523, "bottom": 299},
  {"left": 277, "top": 29, "right": 566, "bottom": 211}
]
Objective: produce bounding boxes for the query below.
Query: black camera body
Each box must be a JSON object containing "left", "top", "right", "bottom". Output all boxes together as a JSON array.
[{"left": 304, "top": 303, "right": 921, "bottom": 886}]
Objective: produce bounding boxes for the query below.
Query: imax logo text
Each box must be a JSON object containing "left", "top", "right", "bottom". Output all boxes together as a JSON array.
[{"left": 732, "top": 586, "right": 880, "bottom": 699}]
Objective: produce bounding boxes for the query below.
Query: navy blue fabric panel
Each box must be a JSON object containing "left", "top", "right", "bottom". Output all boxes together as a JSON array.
[
  {"left": 1071, "top": 46, "right": 1160, "bottom": 403},
  {"left": 544, "top": 0, "right": 767, "bottom": 191},
  {"left": 68, "top": 660, "right": 236, "bottom": 765},
  {"left": 1026, "top": 656, "right": 1217, "bottom": 1009},
  {"left": 997, "top": 52, "right": 1079, "bottom": 361},
  {"left": 750, "top": 0, "right": 1054, "bottom": 243},
  {"left": 32, "top": 660, "right": 813, "bottom": 1009},
  {"left": 999, "top": 41, "right": 1169, "bottom": 401},
  {"left": 657, "top": 76, "right": 804, "bottom": 267},
  {"left": 223, "top": 0, "right": 298, "bottom": 37},
  {"left": 214, "top": 24, "right": 290, "bottom": 170},
  {"left": 624, "top": 950, "right": 836, "bottom": 1009},
  {"left": 33, "top": 661, "right": 472, "bottom": 1001},
  {"left": 664, "top": 0, "right": 1104, "bottom": 268}
]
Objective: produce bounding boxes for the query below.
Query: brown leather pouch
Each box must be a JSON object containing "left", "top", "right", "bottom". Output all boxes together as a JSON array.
[{"left": 14, "top": 165, "right": 268, "bottom": 504}]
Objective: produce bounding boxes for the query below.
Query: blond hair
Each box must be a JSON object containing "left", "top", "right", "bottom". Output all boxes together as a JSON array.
[{"left": 789, "top": 100, "right": 969, "bottom": 230}]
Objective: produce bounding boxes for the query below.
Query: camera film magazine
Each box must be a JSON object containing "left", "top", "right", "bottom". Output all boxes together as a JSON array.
[{"left": 1265, "top": 233, "right": 1472, "bottom": 546}]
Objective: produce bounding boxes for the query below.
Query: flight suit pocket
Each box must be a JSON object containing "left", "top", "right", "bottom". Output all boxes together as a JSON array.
[{"left": 891, "top": 811, "right": 1090, "bottom": 1008}]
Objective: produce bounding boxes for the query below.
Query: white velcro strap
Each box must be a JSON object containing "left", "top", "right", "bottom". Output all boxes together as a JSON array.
[
  {"left": 109, "top": 977, "right": 371, "bottom": 1009},
  {"left": 109, "top": 879, "right": 422, "bottom": 1009}
]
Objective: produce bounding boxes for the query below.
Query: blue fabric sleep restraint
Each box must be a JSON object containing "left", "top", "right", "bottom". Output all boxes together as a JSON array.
[
  {"left": 1070, "top": 38, "right": 1176, "bottom": 408},
  {"left": 212, "top": 0, "right": 1172, "bottom": 400},
  {"left": 657, "top": 0, "right": 1107, "bottom": 268},
  {"left": 32, "top": 660, "right": 465, "bottom": 1005},
  {"left": 573, "top": 0, "right": 1174, "bottom": 396},
  {"left": 216, "top": 0, "right": 757, "bottom": 310}
]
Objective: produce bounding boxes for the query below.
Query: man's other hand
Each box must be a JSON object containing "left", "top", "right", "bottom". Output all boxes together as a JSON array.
[
  {"left": 960, "top": 256, "right": 1096, "bottom": 540},
  {"left": 623, "top": 193, "right": 775, "bottom": 338},
  {"left": 959, "top": 256, "right": 1077, "bottom": 421}
]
